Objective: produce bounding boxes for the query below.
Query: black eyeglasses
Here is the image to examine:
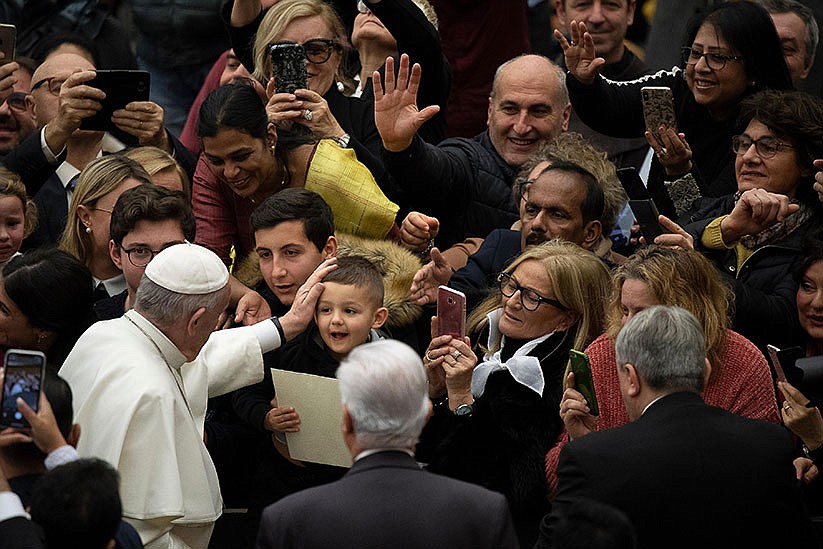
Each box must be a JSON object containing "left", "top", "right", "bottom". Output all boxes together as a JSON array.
[
  {"left": 302, "top": 39, "right": 343, "bottom": 64},
  {"left": 516, "top": 179, "right": 534, "bottom": 201},
  {"left": 4, "top": 91, "right": 27, "bottom": 112},
  {"left": 121, "top": 246, "right": 163, "bottom": 267},
  {"left": 498, "top": 272, "right": 568, "bottom": 312},
  {"left": 731, "top": 134, "right": 795, "bottom": 159},
  {"left": 681, "top": 46, "right": 744, "bottom": 71},
  {"left": 30, "top": 76, "right": 66, "bottom": 95}
]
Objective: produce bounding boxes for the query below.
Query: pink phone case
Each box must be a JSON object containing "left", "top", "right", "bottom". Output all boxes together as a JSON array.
[{"left": 436, "top": 286, "right": 466, "bottom": 339}]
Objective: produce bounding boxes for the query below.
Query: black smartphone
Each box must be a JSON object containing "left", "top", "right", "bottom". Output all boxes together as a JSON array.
[
  {"left": 0, "top": 24, "right": 16, "bottom": 66},
  {"left": 616, "top": 167, "right": 667, "bottom": 243},
  {"left": 1, "top": 349, "right": 46, "bottom": 429},
  {"left": 436, "top": 286, "right": 466, "bottom": 339},
  {"left": 568, "top": 349, "right": 598, "bottom": 416},
  {"left": 80, "top": 70, "right": 151, "bottom": 132},
  {"left": 270, "top": 43, "right": 308, "bottom": 94}
]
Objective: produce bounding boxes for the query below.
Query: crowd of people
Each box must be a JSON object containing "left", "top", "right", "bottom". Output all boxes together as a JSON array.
[{"left": 1, "top": 0, "right": 823, "bottom": 548}]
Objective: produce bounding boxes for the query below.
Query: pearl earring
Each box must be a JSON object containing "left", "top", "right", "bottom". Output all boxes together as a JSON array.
[{"left": 85, "top": 226, "right": 92, "bottom": 234}]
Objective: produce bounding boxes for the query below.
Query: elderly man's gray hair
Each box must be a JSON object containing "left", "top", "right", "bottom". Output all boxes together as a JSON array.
[
  {"left": 135, "top": 275, "right": 229, "bottom": 327},
  {"left": 615, "top": 305, "right": 707, "bottom": 394},
  {"left": 337, "top": 340, "right": 430, "bottom": 450}
]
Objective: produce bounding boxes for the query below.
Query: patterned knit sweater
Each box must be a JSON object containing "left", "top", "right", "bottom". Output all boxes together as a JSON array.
[{"left": 545, "top": 330, "right": 780, "bottom": 498}]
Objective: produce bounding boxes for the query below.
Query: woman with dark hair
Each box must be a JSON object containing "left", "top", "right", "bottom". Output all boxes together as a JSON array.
[
  {"left": 659, "top": 89, "right": 823, "bottom": 354},
  {"left": 0, "top": 248, "right": 94, "bottom": 367},
  {"left": 557, "top": 1, "right": 793, "bottom": 218},
  {"left": 193, "top": 83, "right": 398, "bottom": 265}
]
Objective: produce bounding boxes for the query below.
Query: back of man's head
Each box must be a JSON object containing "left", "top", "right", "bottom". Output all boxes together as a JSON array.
[
  {"left": 337, "top": 340, "right": 429, "bottom": 450},
  {"left": 551, "top": 497, "right": 637, "bottom": 549},
  {"left": 29, "top": 458, "right": 121, "bottom": 549},
  {"left": 615, "top": 305, "right": 706, "bottom": 394},
  {"left": 251, "top": 188, "right": 334, "bottom": 253}
]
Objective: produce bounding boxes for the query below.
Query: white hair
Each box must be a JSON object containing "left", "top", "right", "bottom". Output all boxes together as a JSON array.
[
  {"left": 336, "top": 340, "right": 429, "bottom": 449},
  {"left": 135, "top": 275, "right": 229, "bottom": 328},
  {"left": 615, "top": 305, "right": 706, "bottom": 394}
]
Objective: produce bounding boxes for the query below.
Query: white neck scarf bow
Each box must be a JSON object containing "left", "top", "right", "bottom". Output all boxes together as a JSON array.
[{"left": 470, "top": 308, "right": 555, "bottom": 398}]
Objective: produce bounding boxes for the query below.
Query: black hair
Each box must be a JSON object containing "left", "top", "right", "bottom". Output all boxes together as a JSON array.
[
  {"left": 535, "top": 160, "right": 605, "bottom": 225},
  {"left": 3, "top": 248, "right": 94, "bottom": 366},
  {"left": 30, "top": 31, "right": 100, "bottom": 67},
  {"left": 682, "top": 2, "right": 792, "bottom": 92},
  {"left": 109, "top": 185, "right": 196, "bottom": 247},
  {"left": 551, "top": 497, "right": 638, "bottom": 549},
  {"left": 29, "top": 458, "right": 122, "bottom": 549},
  {"left": 798, "top": 227, "right": 823, "bottom": 282},
  {"left": 251, "top": 188, "right": 334, "bottom": 252},
  {"left": 323, "top": 256, "right": 384, "bottom": 307},
  {"left": 196, "top": 83, "right": 313, "bottom": 149}
]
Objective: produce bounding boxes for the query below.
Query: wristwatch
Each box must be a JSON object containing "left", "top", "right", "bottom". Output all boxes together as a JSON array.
[
  {"left": 335, "top": 133, "right": 351, "bottom": 148},
  {"left": 453, "top": 402, "right": 474, "bottom": 417}
]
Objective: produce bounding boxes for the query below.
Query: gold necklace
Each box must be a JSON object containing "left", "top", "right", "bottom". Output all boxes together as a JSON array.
[{"left": 249, "top": 162, "right": 288, "bottom": 205}]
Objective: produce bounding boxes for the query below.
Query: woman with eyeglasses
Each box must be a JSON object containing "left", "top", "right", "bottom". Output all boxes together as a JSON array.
[
  {"left": 417, "top": 240, "right": 610, "bottom": 546},
  {"left": 655, "top": 90, "right": 823, "bottom": 356},
  {"left": 545, "top": 246, "right": 780, "bottom": 497},
  {"left": 58, "top": 155, "right": 151, "bottom": 301},
  {"left": 557, "top": 2, "right": 792, "bottom": 219},
  {"left": 225, "top": 0, "right": 380, "bottom": 173}
]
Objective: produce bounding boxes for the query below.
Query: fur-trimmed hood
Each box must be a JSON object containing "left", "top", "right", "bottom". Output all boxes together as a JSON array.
[{"left": 233, "top": 234, "right": 422, "bottom": 329}]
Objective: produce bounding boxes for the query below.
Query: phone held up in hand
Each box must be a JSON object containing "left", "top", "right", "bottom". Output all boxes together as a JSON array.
[
  {"left": 0, "top": 24, "right": 16, "bottom": 66},
  {"left": 80, "top": 70, "right": 151, "bottom": 132},
  {"left": 568, "top": 349, "right": 599, "bottom": 416},
  {"left": 270, "top": 43, "right": 308, "bottom": 94},
  {"left": 436, "top": 286, "right": 466, "bottom": 340},
  {"left": 616, "top": 167, "right": 667, "bottom": 243},
  {"left": 1, "top": 349, "right": 46, "bottom": 429},
  {"left": 641, "top": 86, "right": 677, "bottom": 144}
]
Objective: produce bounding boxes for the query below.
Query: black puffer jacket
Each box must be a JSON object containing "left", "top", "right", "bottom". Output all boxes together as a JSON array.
[
  {"left": 383, "top": 131, "right": 519, "bottom": 248},
  {"left": 684, "top": 194, "right": 820, "bottom": 352}
]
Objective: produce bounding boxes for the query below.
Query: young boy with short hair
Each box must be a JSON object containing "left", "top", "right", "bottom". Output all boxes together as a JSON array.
[{"left": 95, "top": 185, "right": 195, "bottom": 320}]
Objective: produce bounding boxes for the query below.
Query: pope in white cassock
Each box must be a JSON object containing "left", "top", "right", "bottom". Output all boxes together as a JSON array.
[{"left": 60, "top": 243, "right": 334, "bottom": 549}]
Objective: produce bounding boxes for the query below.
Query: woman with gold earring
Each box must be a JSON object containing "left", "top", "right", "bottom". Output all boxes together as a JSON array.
[{"left": 59, "top": 155, "right": 152, "bottom": 300}]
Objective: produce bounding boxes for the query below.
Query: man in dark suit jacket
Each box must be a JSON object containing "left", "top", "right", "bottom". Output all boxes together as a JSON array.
[
  {"left": 22, "top": 47, "right": 195, "bottom": 250},
  {"left": 256, "top": 340, "right": 518, "bottom": 549},
  {"left": 536, "top": 305, "right": 816, "bottom": 549}
]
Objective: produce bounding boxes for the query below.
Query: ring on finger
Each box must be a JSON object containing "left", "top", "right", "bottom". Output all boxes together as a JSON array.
[
  {"left": 425, "top": 350, "right": 435, "bottom": 362},
  {"left": 452, "top": 350, "right": 461, "bottom": 359},
  {"left": 303, "top": 109, "right": 313, "bottom": 121}
]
